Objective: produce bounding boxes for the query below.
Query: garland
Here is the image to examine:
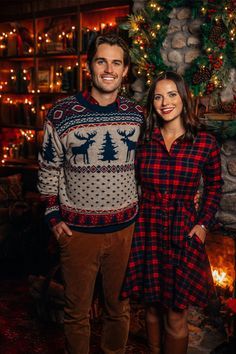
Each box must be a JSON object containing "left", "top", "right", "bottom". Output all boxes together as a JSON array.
[{"left": 126, "top": 0, "right": 236, "bottom": 100}]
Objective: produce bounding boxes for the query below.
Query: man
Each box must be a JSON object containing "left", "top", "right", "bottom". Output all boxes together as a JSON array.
[{"left": 38, "top": 34, "right": 144, "bottom": 354}]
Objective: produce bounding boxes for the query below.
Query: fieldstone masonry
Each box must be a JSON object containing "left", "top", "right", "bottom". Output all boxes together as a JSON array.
[
  {"left": 217, "top": 139, "right": 236, "bottom": 231},
  {"left": 160, "top": 7, "right": 203, "bottom": 75}
]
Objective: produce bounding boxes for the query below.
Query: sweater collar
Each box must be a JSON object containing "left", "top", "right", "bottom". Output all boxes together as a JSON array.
[{"left": 81, "top": 90, "right": 121, "bottom": 110}]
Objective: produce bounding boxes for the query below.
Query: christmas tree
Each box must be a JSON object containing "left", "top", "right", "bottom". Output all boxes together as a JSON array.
[
  {"left": 99, "top": 131, "right": 118, "bottom": 162},
  {"left": 43, "top": 133, "right": 56, "bottom": 163}
]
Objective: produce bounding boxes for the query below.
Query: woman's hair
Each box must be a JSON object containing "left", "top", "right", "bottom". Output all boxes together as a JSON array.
[
  {"left": 87, "top": 33, "right": 130, "bottom": 71},
  {"left": 144, "top": 71, "right": 200, "bottom": 141}
]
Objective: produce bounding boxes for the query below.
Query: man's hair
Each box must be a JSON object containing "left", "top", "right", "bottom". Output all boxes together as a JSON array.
[{"left": 87, "top": 33, "right": 130, "bottom": 70}]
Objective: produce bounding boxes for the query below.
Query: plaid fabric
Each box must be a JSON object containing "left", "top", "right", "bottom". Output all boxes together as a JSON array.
[
  {"left": 82, "top": 90, "right": 120, "bottom": 108},
  {"left": 122, "top": 128, "right": 223, "bottom": 309}
]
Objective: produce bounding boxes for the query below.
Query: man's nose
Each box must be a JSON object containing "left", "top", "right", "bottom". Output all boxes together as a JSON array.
[{"left": 104, "top": 62, "right": 113, "bottom": 73}]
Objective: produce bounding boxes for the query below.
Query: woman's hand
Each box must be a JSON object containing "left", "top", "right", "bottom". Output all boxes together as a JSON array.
[
  {"left": 193, "top": 190, "right": 200, "bottom": 211},
  {"left": 188, "top": 224, "right": 207, "bottom": 244},
  {"left": 52, "top": 221, "right": 72, "bottom": 240}
]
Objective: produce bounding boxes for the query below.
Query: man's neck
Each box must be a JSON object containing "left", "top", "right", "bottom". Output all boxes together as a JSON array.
[{"left": 90, "top": 88, "right": 118, "bottom": 106}]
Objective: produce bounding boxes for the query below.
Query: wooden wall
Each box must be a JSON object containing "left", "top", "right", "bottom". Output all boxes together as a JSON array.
[{"left": 0, "top": 0, "right": 130, "bottom": 20}]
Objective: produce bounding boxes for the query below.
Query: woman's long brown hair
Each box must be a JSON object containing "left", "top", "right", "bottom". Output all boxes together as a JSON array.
[{"left": 143, "top": 71, "right": 200, "bottom": 141}]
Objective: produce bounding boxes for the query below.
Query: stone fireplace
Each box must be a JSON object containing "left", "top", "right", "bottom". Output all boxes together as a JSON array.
[{"left": 217, "top": 139, "right": 236, "bottom": 232}]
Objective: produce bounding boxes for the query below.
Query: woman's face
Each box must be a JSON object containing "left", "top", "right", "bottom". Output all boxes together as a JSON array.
[{"left": 153, "top": 79, "right": 183, "bottom": 124}]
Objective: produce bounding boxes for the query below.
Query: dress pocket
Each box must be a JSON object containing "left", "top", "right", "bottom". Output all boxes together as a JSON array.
[
  {"left": 192, "top": 233, "right": 205, "bottom": 246},
  {"left": 183, "top": 205, "right": 197, "bottom": 235}
]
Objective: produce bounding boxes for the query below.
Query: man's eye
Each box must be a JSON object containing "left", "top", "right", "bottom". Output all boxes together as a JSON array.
[{"left": 97, "top": 59, "right": 104, "bottom": 64}]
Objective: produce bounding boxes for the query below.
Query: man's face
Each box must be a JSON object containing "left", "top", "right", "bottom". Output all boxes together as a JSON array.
[{"left": 89, "top": 43, "right": 129, "bottom": 97}]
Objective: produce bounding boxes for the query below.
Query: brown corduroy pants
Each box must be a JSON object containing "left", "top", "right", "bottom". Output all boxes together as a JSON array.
[{"left": 58, "top": 223, "right": 134, "bottom": 354}]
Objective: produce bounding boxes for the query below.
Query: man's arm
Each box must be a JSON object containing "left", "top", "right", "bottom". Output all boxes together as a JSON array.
[{"left": 38, "top": 114, "right": 65, "bottom": 230}]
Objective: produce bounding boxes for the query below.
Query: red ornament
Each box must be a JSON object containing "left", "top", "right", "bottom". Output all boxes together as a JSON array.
[
  {"left": 206, "top": 82, "right": 215, "bottom": 94},
  {"left": 208, "top": 55, "right": 223, "bottom": 70},
  {"left": 217, "top": 39, "right": 226, "bottom": 48},
  {"left": 226, "top": 298, "right": 236, "bottom": 314}
]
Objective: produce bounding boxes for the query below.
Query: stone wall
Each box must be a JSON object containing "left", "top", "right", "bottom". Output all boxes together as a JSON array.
[
  {"left": 217, "top": 139, "right": 236, "bottom": 231},
  {"left": 160, "top": 7, "right": 203, "bottom": 75}
]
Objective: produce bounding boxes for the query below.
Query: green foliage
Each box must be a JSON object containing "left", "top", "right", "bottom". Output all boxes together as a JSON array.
[
  {"left": 205, "top": 120, "right": 236, "bottom": 141},
  {"left": 127, "top": 0, "right": 236, "bottom": 98}
]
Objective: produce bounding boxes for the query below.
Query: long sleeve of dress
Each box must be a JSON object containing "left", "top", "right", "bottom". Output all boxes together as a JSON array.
[
  {"left": 197, "top": 137, "right": 223, "bottom": 229},
  {"left": 37, "top": 113, "right": 64, "bottom": 228}
]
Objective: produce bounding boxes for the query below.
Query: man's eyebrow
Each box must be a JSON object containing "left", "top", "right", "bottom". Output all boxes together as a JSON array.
[
  {"left": 94, "top": 57, "right": 123, "bottom": 63},
  {"left": 94, "top": 57, "right": 106, "bottom": 61}
]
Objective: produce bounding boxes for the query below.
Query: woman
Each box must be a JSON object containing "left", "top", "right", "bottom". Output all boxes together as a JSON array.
[{"left": 122, "top": 71, "right": 223, "bottom": 354}]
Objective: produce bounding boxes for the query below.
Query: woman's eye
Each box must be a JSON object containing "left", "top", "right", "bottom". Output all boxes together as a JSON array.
[
  {"left": 154, "top": 96, "right": 161, "bottom": 100},
  {"left": 169, "top": 93, "right": 177, "bottom": 97}
]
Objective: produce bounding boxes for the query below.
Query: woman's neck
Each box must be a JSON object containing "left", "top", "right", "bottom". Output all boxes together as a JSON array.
[{"left": 160, "top": 120, "right": 185, "bottom": 138}]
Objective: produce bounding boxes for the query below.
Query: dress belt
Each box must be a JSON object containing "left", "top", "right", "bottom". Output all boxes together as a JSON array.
[{"left": 142, "top": 190, "right": 194, "bottom": 206}]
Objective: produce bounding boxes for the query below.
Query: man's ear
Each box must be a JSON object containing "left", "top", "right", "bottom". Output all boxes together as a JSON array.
[{"left": 122, "top": 65, "right": 129, "bottom": 78}]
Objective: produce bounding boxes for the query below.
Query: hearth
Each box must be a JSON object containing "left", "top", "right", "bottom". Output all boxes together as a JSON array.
[{"left": 206, "top": 231, "right": 236, "bottom": 354}]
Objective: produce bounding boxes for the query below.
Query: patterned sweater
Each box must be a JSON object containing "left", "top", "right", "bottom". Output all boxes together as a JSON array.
[{"left": 38, "top": 92, "right": 144, "bottom": 232}]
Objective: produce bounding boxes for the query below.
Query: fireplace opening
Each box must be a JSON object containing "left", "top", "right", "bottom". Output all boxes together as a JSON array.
[{"left": 205, "top": 231, "right": 236, "bottom": 354}]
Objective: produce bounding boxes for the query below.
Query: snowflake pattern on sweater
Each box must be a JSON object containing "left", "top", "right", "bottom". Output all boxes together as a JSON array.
[{"left": 38, "top": 92, "right": 144, "bottom": 230}]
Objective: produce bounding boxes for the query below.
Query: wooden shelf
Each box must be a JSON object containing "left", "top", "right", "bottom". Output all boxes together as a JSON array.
[
  {"left": 0, "top": 123, "right": 43, "bottom": 130},
  {"left": 203, "top": 113, "right": 234, "bottom": 121},
  {"left": 1, "top": 158, "right": 38, "bottom": 167},
  {"left": 0, "top": 92, "right": 33, "bottom": 95},
  {"left": 0, "top": 2, "right": 130, "bottom": 167},
  {"left": 0, "top": 55, "right": 34, "bottom": 61},
  {"left": 36, "top": 53, "right": 78, "bottom": 59}
]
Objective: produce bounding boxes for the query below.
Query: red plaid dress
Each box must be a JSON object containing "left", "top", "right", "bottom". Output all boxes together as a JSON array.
[{"left": 122, "top": 128, "right": 223, "bottom": 309}]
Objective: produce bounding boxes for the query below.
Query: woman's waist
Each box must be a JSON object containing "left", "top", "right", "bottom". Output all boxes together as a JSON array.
[{"left": 141, "top": 190, "right": 195, "bottom": 206}]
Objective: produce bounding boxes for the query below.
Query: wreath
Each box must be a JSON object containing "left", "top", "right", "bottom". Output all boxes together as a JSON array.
[{"left": 125, "top": 0, "right": 236, "bottom": 101}]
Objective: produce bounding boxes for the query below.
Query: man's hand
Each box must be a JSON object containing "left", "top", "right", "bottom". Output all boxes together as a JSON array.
[
  {"left": 52, "top": 221, "right": 72, "bottom": 240},
  {"left": 188, "top": 224, "right": 206, "bottom": 244}
]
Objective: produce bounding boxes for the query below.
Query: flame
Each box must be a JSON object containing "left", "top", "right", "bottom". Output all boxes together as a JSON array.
[{"left": 211, "top": 267, "right": 233, "bottom": 290}]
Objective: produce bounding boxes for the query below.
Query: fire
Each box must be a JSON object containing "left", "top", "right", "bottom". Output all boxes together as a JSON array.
[{"left": 211, "top": 267, "right": 234, "bottom": 291}]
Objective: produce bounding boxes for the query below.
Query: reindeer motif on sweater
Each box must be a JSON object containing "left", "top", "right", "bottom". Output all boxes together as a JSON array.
[
  {"left": 117, "top": 128, "right": 137, "bottom": 162},
  {"left": 71, "top": 131, "right": 97, "bottom": 164}
]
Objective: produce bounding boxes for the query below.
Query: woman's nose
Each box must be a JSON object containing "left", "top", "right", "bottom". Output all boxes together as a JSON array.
[{"left": 162, "top": 96, "right": 170, "bottom": 106}]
